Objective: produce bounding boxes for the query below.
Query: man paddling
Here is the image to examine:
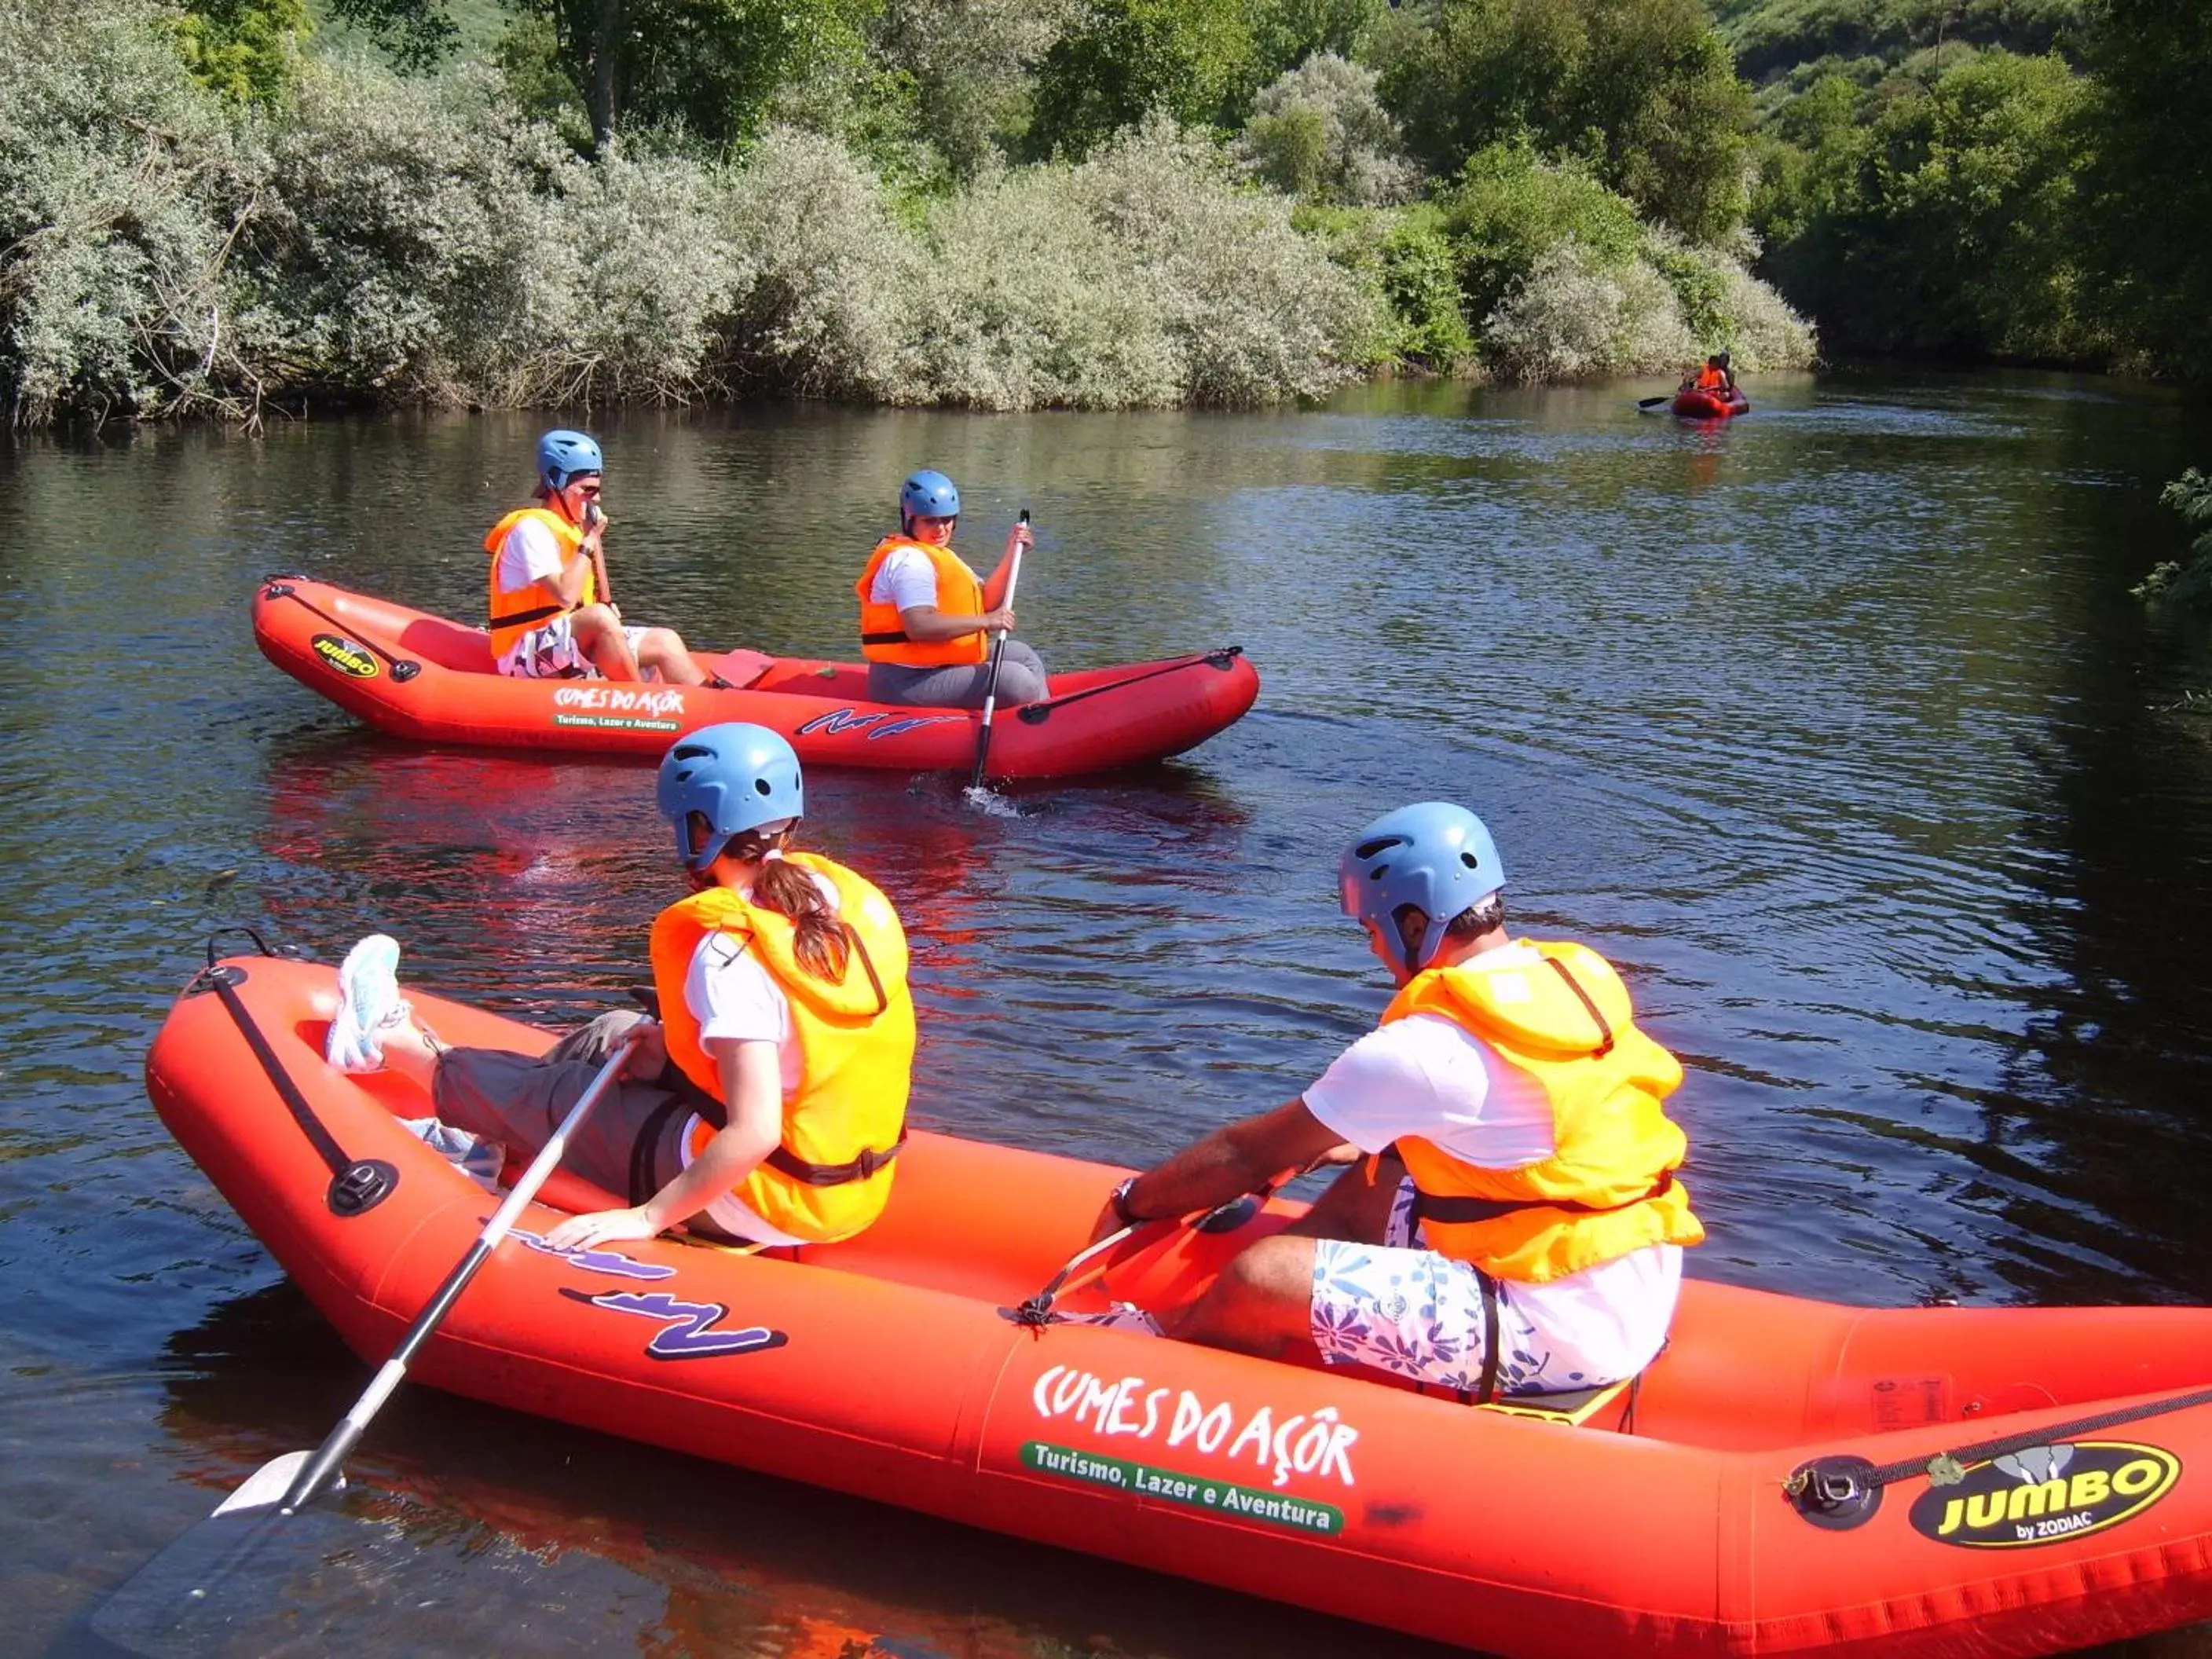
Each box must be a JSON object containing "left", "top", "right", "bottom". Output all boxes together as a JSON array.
[
  {"left": 1093, "top": 802, "right": 1704, "bottom": 1399},
  {"left": 488, "top": 429, "right": 713, "bottom": 686},
  {"left": 855, "top": 469, "right": 1045, "bottom": 709}
]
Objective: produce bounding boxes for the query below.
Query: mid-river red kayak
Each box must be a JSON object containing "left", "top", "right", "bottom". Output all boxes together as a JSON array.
[
  {"left": 1671, "top": 386, "right": 1751, "bottom": 419},
  {"left": 252, "top": 578, "right": 1258, "bottom": 779}
]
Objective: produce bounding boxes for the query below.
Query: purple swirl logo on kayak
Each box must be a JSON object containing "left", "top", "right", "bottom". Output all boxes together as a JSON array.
[{"left": 795, "top": 708, "right": 960, "bottom": 741}]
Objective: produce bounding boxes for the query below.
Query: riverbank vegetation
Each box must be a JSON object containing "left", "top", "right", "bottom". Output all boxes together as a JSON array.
[
  {"left": 3, "top": 0, "right": 1822, "bottom": 427},
  {"left": 1730, "top": 0, "right": 2210, "bottom": 377}
]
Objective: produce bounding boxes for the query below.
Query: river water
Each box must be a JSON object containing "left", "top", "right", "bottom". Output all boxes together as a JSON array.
[{"left": 3, "top": 373, "right": 2210, "bottom": 1657}]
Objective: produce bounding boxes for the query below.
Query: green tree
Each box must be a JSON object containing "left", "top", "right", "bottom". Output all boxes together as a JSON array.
[
  {"left": 328, "top": 0, "right": 876, "bottom": 150},
  {"left": 1759, "top": 49, "right": 2090, "bottom": 357},
  {"left": 1025, "top": 0, "right": 1254, "bottom": 159},
  {"left": 173, "top": 0, "right": 312, "bottom": 104},
  {"left": 2075, "top": 0, "right": 2212, "bottom": 375},
  {"left": 1379, "top": 0, "right": 1753, "bottom": 241}
]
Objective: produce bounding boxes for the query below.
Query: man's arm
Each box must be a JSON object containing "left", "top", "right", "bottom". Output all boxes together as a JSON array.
[{"left": 1107, "top": 1100, "right": 1352, "bottom": 1230}]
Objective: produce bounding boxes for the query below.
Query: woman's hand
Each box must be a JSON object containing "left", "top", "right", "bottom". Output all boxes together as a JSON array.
[
  {"left": 545, "top": 1204, "right": 662, "bottom": 1251},
  {"left": 980, "top": 606, "right": 1016, "bottom": 635},
  {"left": 1006, "top": 520, "right": 1035, "bottom": 558},
  {"left": 618, "top": 1018, "right": 665, "bottom": 1079}
]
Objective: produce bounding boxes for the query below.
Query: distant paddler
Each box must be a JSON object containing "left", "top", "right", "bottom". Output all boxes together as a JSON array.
[
  {"left": 487, "top": 428, "right": 715, "bottom": 686},
  {"left": 855, "top": 469, "right": 1046, "bottom": 709}
]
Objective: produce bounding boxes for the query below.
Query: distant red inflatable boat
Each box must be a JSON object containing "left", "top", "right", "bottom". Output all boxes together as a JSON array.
[
  {"left": 252, "top": 579, "right": 1258, "bottom": 780},
  {"left": 142, "top": 950, "right": 2212, "bottom": 1659},
  {"left": 1672, "top": 386, "right": 1751, "bottom": 419}
]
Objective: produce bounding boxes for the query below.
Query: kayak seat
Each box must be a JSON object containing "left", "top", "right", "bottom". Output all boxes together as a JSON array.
[{"left": 1473, "top": 1373, "right": 1638, "bottom": 1428}]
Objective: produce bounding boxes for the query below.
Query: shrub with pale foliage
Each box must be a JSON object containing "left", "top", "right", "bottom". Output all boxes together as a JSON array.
[{"left": 1236, "top": 53, "right": 1418, "bottom": 207}]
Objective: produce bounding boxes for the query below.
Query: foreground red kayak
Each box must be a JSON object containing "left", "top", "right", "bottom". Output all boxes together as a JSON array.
[
  {"left": 252, "top": 579, "right": 1258, "bottom": 779},
  {"left": 1672, "top": 386, "right": 1751, "bottom": 419},
  {"left": 143, "top": 950, "right": 2212, "bottom": 1658}
]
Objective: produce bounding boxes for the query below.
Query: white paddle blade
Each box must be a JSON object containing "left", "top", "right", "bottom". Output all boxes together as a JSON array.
[{"left": 211, "top": 1449, "right": 345, "bottom": 1518}]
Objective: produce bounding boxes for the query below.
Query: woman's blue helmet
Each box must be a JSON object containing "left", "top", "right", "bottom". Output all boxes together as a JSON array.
[
  {"left": 657, "top": 723, "right": 804, "bottom": 871},
  {"left": 537, "top": 430, "right": 604, "bottom": 493},
  {"left": 900, "top": 469, "right": 960, "bottom": 525},
  {"left": 1338, "top": 801, "right": 1507, "bottom": 974}
]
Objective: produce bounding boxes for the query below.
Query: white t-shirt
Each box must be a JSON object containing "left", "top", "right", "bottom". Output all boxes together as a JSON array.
[
  {"left": 1302, "top": 940, "right": 1683, "bottom": 1382},
  {"left": 868, "top": 544, "right": 947, "bottom": 613},
  {"left": 496, "top": 515, "right": 569, "bottom": 595},
  {"left": 676, "top": 866, "right": 840, "bottom": 1243}
]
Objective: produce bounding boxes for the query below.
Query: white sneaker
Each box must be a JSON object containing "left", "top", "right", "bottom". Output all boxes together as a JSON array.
[{"left": 327, "top": 934, "right": 408, "bottom": 1073}]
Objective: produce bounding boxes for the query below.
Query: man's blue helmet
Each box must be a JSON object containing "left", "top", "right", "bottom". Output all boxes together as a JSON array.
[
  {"left": 537, "top": 429, "right": 604, "bottom": 493},
  {"left": 657, "top": 723, "right": 804, "bottom": 871},
  {"left": 900, "top": 469, "right": 960, "bottom": 525},
  {"left": 1338, "top": 801, "right": 1507, "bottom": 974}
]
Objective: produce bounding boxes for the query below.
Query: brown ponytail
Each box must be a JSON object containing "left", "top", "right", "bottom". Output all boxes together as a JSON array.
[{"left": 727, "top": 826, "right": 850, "bottom": 982}]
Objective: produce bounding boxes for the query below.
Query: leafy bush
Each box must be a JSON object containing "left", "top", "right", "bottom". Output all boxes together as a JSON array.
[
  {"left": 0, "top": 0, "right": 265, "bottom": 423},
  {"left": 1063, "top": 118, "right": 1388, "bottom": 403},
  {"left": 2134, "top": 469, "right": 2212, "bottom": 608},
  {"left": 1482, "top": 239, "right": 1698, "bottom": 381},
  {"left": 1236, "top": 53, "right": 1417, "bottom": 206},
  {"left": 1437, "top": 143, "right": 1646, "bottom": 323}
]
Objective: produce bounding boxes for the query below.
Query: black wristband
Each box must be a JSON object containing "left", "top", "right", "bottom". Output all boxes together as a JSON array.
[{"left": 1110, "top": 1176, "right": 1143, "bottom": 1227}]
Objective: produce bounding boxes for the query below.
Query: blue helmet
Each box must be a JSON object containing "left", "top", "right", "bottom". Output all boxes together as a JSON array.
[
  {"left": 537, "top": 429, "right": 604, "bottom": 493},
  {"left": 657, "top": 723, "right": 804, "bottom": 871},
  {"left": 1338, "top": 802, "right": 1507, "bottom": 974},
  {"left": 900, "top": 469, "right": 960, "bottom": 526}
]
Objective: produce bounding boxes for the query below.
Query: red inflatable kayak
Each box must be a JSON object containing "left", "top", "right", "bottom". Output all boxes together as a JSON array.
[
  {"left": 1672, "top": 386, "right": 1751, "bottom": 419},
  {"left": 143, "top": 951, "right": 2212, "bottom": 1658},
  {"left": 252, "top": 579, "right": 1258, "bottom": 780}
]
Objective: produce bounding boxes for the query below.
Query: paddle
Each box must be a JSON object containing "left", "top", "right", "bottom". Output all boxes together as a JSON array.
[
  {"left": 1637, "top": 394, "right": 1677, "bottom": 412},
  {"left": 584, "top": 499, "right": 613, "bottom": 608},
  {"left": 92, "top": 1026, "right": 646, "bottom": 1650},
  {"left": 1005, "top": 1156, "right": 1326, "bottom": 1329},
  {"left": 967, "top": 508, "right": 1031, "bottom": 792}
]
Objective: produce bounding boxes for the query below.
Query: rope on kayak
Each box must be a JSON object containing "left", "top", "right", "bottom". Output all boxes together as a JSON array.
[
  {"left": 1014, "top": 646, "right": 1244, "bottom": 726},
  {"left": 1785, "top": 1385, "right": 2212, "bottom": 1529},
  {"left": 185, "top": 939, "right": 399, "bottom": 1219},
  {"left": 262, "top": 578, "right": 423, "bottom": 682}
]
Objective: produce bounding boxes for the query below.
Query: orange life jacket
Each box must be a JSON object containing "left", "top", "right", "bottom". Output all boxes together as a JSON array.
[
  {"left": 486, "top": 506, "right": 595, "bottom": 662},
  {"left": 647, "top": 853, "right": 916, "bottom": 1243},
  {"left": 855, "top": 536, "right": 987, "bottom": 667},
  {"left": 1381, "top": 940, "right": 1704, "bottom": 1284},
  {"left": 1695, "top": 366, "right": 1728, "bottom": 392}
]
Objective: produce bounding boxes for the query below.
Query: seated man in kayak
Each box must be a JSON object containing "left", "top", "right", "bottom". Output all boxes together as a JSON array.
[
  {"left": 857, "top": 468, "right": 1044, "bottom": 709},
  {"left": 1686, "top": 352, "right": 1735, "bottom": 397},
  {"left": 324, "top": 723, "right": 917, "bottom": 1251},
  {"left": 489, "top": 429, "right": 713, "bottom": 686},
  {"left": 1093, "top": 802, "right": 1703, "bottom": 1398}
]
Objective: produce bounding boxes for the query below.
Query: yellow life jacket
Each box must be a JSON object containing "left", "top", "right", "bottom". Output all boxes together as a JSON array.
[
  {"left": 486, "top": 506, "right": 595, "bottom": 661},
  {"left": 647, "top": 852, "right": 916, "bottom": 1243},
  {"left": 1381, "top": 940, "right": 1703, "bottom": 1284},
  {"left": 855, "top": 536, "right": 987, "bottom": 667}
]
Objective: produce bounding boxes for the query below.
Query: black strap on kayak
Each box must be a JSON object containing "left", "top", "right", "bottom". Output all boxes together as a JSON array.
[
  {"left": 1785, "top": 1385, "right": 2212, "bottom": 1530},
  {"left": 1411, "top": 1170, "right": 1675, "bottom": 1228},
  {"left": 182, "top": 937, "right": 397, "bottom": 1219},
  {"left": 1013, "top": 647, "right": 1244, "bottom": 726},
  {"left": 261, "top": 579, "right": 421, "bottom": 682}
]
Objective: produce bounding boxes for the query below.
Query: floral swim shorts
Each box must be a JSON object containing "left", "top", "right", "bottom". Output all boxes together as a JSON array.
[{"left": 1307, "top": 1176, "right": 1606, "bottom": 1397}]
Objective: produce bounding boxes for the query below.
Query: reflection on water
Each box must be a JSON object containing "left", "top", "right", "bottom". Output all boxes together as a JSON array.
[{"left": 3, "top": 372, "right": 2211, "bottom": 1654}]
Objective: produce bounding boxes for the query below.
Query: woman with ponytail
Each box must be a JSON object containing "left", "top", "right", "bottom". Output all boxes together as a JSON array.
[{"left": 322, "top": 723, "right": 917, "bottom": 1251}]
